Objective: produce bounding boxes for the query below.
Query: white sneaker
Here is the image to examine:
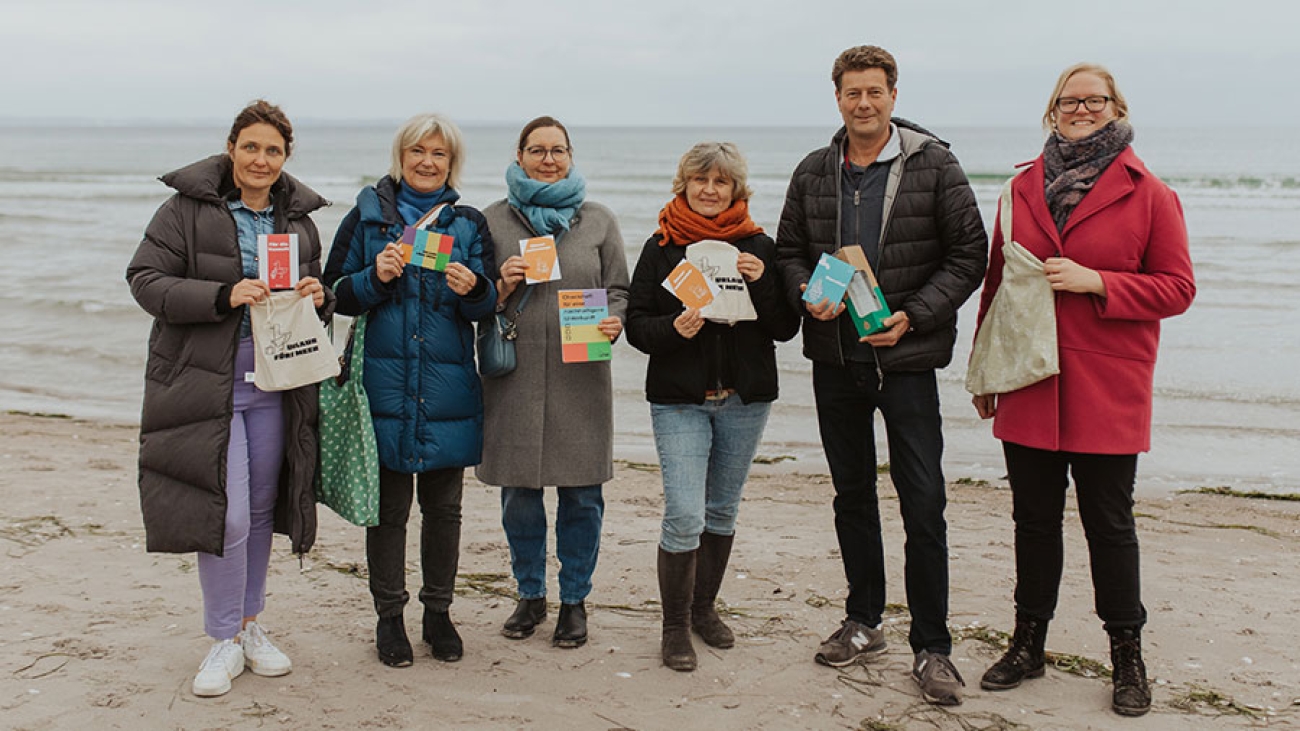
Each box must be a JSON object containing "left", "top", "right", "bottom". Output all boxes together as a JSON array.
[
  {"left": 241, "top": 621, "right": 292, "bottom": 677},
  {"left": 192, "top": 639, "right": 245, "bottom": 697}
]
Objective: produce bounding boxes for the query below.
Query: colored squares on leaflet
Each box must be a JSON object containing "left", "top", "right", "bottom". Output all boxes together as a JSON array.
[
  {"left": 558, "top": 289, "right": 611, "bottom": 363},
  {"left": 399, "top": 226, "right": 454, "bottom": 272}
]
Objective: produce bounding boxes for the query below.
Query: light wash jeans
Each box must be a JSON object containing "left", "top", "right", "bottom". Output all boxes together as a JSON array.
[
  {"left": 501, "top": 485, "right": 604, "bottom": 604},
  {"left": 650, "top": 394, "right": 771, "bottom": 553}
]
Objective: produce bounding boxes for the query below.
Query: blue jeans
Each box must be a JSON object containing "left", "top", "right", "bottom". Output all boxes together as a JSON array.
[
  {"left": 501, "top": 485, "right": 603, "bottom": 604},
  {"left": 650, "top": 394, "right": 771, "bottom": 553},
  {"left": 812, "top": 362, "right": 951, "bottom": 655}
]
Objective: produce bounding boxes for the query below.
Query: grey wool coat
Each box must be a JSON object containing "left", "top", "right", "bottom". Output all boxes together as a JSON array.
[
  {"left": 476, "top": 200, "right": 630, "bottom": 488},
  {"left": 126, "top": 154, "right": 333, "bottom": 555}
]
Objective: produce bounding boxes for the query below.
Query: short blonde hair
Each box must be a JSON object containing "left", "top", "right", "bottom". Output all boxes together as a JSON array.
[
  {"left": 670, "top": 142, "right": 753, "bottom": 203},
  {"left": 388, "top": 113, "right": 465, "bottom": 190},
  {"left": 1042, "top": 63, "right": 1130, "bottom": 133}
]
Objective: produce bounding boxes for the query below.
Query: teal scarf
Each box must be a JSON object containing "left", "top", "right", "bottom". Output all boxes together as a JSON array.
[
  {"left": 505, "top": 162, "right": 586, "bottom": 236},
  {"left": 396, "top": 181, "right": 459, "bottom": 227}
]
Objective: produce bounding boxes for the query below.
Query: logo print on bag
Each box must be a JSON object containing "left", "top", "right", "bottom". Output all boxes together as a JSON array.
[{"left": 264, "top": 322, "right": 320, "bottom": 361}]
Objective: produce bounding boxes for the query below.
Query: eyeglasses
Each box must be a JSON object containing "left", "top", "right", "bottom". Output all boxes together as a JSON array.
[
  {"left": 1055, "top": 95, "right": 1112, "bottom": 114},
  {"left": 523, "top": 146, "right": 570, "bottom": 162}
]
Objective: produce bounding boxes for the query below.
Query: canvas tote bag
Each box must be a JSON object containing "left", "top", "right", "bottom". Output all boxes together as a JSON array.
[
  {"left": 315, "top": 315, "right": 380, "bottom": 527},
  {"left": 250, "top": 291, "right": 340, "bottom": 391},
  {"left": 687, "top": 239, "right": 758, "bottom": 325},
  {"left": 965, "top": 177, "right": 1059, "bottom": 396}
]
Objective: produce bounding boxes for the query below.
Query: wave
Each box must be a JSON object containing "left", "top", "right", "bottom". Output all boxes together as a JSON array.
[{"left": 0, "top": 293, "right": 140, "bottom": 316}]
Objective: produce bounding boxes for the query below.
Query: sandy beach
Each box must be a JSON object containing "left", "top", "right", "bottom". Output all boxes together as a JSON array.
[{"left": 1, "top": 411, "right": 1297, "bottom": 730}]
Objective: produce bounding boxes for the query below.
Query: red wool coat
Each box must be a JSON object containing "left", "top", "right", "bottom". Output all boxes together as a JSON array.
[{"left": 976, "top": 147, "right": 1196, "bottom": 454}]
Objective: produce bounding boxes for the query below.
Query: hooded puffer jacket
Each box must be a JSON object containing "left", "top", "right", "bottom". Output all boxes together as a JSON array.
[
  {"left": 126, "top": 154, "right": 332, "bottom": 555},
  {"left": 775, "top": 121, "right": 988, "bottom": 371},
  {"left": 324, "top": 176, "right": 497, "bottom": 474}
]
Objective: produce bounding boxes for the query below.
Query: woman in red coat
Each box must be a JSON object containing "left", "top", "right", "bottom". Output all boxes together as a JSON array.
[{"left": 971, "top": 64, "right": 1195, "bottom": 717}]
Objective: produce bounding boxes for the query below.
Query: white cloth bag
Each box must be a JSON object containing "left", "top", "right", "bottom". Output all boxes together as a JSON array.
[
  {"left": 687, "top": 239, "right": 758, "bottom": 325},
  {"left": 965, "top": 178, "right": 1059, "bottom": 396},
  {"left": 251, "top": 291, "right": 340, "bottom": 391}
]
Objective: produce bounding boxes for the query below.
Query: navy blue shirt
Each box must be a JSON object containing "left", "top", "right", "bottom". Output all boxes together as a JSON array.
[{"left": 838, "top": 125, "right": 899, "bottom": 362}]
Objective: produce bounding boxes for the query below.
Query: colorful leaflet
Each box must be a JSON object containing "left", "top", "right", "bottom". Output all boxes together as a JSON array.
[
  {"left": 521, "top": 235, "right": 561, "bottom": 283},
  {"left": 558, "top": 289, "right": 611, "bottom": 363},
  {"left": 661, "top": 259, "right": 717, "bottom": 309},
  {"left": 802, "top": 252, "right": 855, "bottom": 307},
  {"left": 399, "top": 227, "right": 455, "bottom": 272}
]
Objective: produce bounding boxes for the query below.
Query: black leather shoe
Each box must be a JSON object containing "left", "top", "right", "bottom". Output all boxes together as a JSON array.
[
  {"left": 423, "top": 608, "right": 463, "bottom": 662},
  {"left": 376, "top": 615, "right": 413, "bottom": 668},
  {"left": 502, "top": 598, "right": 548, "bottom": 639},
  {"left": 552, "top": 602, "right": 588, "bottom": 648}
]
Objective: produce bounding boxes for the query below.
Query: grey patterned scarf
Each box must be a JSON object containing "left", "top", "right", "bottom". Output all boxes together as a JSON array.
[{"left": 1042, "top": 121, "right": 1134, "bottom": 232}]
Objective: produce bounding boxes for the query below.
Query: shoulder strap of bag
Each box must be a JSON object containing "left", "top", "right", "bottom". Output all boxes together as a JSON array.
[
  {"left": 999, "top": 175, "right": 1016, "bottom": 248},
  {"left": 412, "top": 202, "right": 449, "bottom": 230}
]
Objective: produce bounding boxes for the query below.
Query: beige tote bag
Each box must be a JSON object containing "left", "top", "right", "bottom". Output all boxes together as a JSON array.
[
  {"left": 251, "top": 291, "right": 340, "bottom": 391},
  {"left": 965, "top": 178, "right": 1059, "bottom": 396}
]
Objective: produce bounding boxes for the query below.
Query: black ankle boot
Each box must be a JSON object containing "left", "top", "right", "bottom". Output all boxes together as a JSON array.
[
  {"left": 502, "top": 597, "right": 548, "bottom": 639},
  {"left": 980, "top": 616, "right": 1048, "bottom": 690},
  {"left": 423, "top": 608, "right": 463, "bottom": 662},
  {"left": 552, "top": 602, "right": 588, "bottom": 648},
  {"left": 376, "top": 615, "right": 413, "bottom": 667},
  {"left": 1109, "top": 628, "right": 1151, "bottom": 716}
]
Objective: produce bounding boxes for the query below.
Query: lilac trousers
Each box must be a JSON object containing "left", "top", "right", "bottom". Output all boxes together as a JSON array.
[{"left": 198, "top": 338, "right": 284, "bottom": 640}]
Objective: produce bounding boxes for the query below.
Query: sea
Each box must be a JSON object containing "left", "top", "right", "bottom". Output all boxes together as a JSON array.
[{"left": 1, "top": 123, "right": 1296, "bottom": 495}]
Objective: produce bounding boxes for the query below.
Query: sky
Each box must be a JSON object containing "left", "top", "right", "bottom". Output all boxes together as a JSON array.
[{"left": 0, "top": 0, "right": 1292, "bottom": 128}]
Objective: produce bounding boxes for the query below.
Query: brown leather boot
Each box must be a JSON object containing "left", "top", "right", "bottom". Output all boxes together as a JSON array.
[
  {"left": 691, "top": 532, "right": 736, "bottom": 648},
  {"left": 658, "top": 547, "right": 697, "bottom": 671}
]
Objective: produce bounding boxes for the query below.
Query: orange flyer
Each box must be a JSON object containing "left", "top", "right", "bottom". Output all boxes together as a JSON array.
[
  {"left": 521, "top": 236, "right": 561, "bottom": 283},
  {"left": 662, "top": 259, "right": 717, "bottom": 309}
]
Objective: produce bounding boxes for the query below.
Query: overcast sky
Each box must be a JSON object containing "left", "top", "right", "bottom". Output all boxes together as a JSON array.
[{"left": 1, "top": 0, "right": 1290, "bottom": 128}]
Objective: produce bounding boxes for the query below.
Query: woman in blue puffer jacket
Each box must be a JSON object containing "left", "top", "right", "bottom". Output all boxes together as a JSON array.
[{"left": 324, "top": 113, "right": 497, "bottom": 668}]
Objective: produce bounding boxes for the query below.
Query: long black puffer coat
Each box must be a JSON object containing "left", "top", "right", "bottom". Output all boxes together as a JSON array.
[{"left": 126, "top": 154, "right": 332, "bottom": 555}]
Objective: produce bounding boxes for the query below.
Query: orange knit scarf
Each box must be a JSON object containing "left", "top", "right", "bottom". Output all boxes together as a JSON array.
[{"left": 654, "top": 195, "right": 764, "bottom": 247}]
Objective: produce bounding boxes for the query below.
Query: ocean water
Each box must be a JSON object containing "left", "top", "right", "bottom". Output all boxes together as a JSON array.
[{"left": 1, "top": 123, "right": 1296, "bottom": 495}]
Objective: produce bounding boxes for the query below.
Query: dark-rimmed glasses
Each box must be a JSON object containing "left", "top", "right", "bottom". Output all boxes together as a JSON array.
[
  {"left": 1055, "top": 96, "right": 1112, "bottom": 114},
  {"left": 523, "top": 146, "right": 570, "bottom": 161}
]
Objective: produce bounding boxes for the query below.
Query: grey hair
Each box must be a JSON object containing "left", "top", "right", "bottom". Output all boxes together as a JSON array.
[
  {"left": 670, "top": 142, "right": 752, "bottom": 202},
  {"left": 388, "top": 113, "right": 465, "bottom": 190}
]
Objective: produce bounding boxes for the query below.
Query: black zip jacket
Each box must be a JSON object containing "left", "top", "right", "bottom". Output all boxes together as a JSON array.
[{"left": 626, "top": 232, "right": 800, "bottom": 404}]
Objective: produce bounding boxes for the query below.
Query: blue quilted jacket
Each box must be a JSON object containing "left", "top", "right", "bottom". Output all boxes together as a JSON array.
[{"left": 324, "top": 176, "right": 497, "bottom": 473}]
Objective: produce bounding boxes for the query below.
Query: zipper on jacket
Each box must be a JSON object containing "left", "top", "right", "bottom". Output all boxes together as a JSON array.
[{"left": 866, "top": 148, "right": 906, "bottom": 383}]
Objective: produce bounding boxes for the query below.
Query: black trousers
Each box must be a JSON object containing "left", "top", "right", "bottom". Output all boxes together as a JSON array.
[
  {"left": 813, "top": 363, "right": 951, "bottom": 654},
  {"left": 367, "top": 466, "right": 463, "bottom": 617},
  {"left": 1003, "top": 441, "right": 1146, "bottom": 632}
]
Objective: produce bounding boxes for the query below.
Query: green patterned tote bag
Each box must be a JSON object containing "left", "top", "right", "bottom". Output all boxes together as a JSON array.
[{"left": 316, "top": 316, "right": 380, "bottom": 527}]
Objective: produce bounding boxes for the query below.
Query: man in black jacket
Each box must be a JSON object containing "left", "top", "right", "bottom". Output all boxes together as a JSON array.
[{"left": 775, "top": 45, "right": 987, "bottom": 706}]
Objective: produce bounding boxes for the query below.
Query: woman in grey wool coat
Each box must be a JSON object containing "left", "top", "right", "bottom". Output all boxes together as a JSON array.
[{"left": 477, "top": 116, "right": 629, "bottom": 649}]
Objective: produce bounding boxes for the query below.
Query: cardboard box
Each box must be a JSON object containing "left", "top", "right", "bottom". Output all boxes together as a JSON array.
[{"left": 834, "top": 245, "right": 892, "bottom": 337}]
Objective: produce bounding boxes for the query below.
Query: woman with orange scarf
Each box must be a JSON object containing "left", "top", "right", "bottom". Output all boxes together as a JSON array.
[{"left": 627, "top": 142, "right": 800, "bottom": 671}]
